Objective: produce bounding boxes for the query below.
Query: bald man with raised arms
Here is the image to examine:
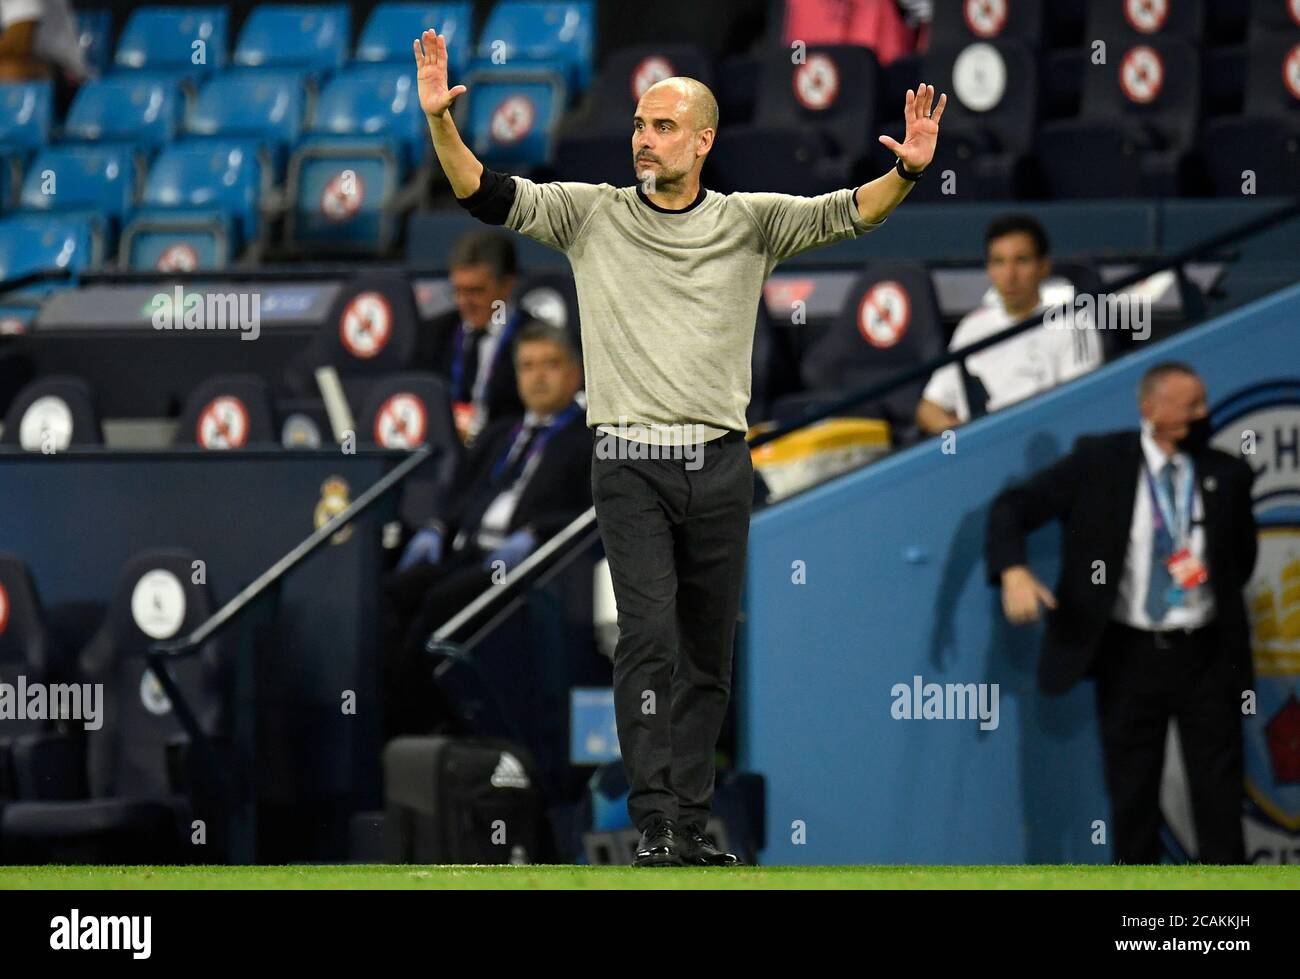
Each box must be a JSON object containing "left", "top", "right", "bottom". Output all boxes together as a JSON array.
[{"left": 414, "top": 29, "right": 946, "bottom": 866}]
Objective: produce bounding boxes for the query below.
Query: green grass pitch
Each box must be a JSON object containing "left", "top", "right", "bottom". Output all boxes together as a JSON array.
[{"left": 2, "top": 865, "right": 1297, "bottom": 889}]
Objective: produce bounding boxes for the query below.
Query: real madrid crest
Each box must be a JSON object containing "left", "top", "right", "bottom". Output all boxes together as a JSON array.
[{"left": 315, "top": 476, "right": 353, "bottom": 545}]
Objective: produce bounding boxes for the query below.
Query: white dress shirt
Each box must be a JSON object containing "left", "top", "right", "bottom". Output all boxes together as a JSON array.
[
  {"left": 464, "top": 303, "right": 513, "bottom": 442},
  {"left": 1111, "top": 423, "right": 1216, "bottom": 631},
  {"left": 472, "top": 409, "right": 552, "bottom": 551},
  {"left": 922, "top": 281, "right": 1102, "bottom": 423}
]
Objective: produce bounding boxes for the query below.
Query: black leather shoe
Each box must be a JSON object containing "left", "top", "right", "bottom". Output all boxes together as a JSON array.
[
  {"left": 679, "top": 827, "right": 740, "bottom": 866},
  {"left": 633, "top": 817, "right": 683, "bottom": 867}
]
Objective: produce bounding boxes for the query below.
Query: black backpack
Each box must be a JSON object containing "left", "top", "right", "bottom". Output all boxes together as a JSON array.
[{"left": 383, "top": 736, "right": 546, "bottom": 864}]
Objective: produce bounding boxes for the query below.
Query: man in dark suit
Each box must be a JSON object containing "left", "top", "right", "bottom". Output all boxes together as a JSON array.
[
  {"left": 986, "top": 361, "right": 1258, "bottom": 864},
  {"left": 413, "top": 230, "right": 529, "bottom": 445},
  {"left": 380, "top": 321, "right": 591, "bottom": 740}
]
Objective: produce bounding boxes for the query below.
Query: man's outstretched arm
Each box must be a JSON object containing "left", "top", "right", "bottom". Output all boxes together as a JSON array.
[
  {"left": 415, "top": 28, "right": 482, "bottom": 198},
  {"left": 855, "top": 83, "right": 947, "bottom": 225}
]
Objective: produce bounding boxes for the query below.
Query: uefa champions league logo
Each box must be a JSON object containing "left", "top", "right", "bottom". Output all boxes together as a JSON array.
[{"left": 1160, "top": 380, "right": 1300, "bottom": 863}]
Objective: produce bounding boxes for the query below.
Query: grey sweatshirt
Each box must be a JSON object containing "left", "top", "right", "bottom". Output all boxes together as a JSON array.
[{"left": 504, "top": 177, "right": 884, "bottom": 445}]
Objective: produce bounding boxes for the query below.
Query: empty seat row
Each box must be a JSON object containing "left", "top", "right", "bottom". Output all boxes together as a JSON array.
[{"left": 1, "top": 372, "right": 461, "bottom": 457}]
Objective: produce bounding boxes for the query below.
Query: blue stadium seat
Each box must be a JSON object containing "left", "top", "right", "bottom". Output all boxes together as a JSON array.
[
  {"left": 120, "top": 142, "right": 262, "bottom": 270},
  {"left": 304, "top": 64, "right": 427, "bottom": 169},
  {"left": 75, "top": 9, "right": 114, "bottom": 77},
  {"left": 0, "top": 82, "right": 53, "bottom": 210},
  {"left": 930, "top": 0, "right": 1045, "bottom": 46},
  {"left": 114, "top": 6, "right": 229, "bottom": 76},
  {"left": 1086, "top": 0, "right": 1205, "bottom": 41},
  {"left": 185, "top": 69, "right": 308, "bottom": 182},
  {"left": 472, "top": 1, "right": 594, "bottom": 95},
  {"left": 357, "top": 2, "right": 471, "bottom": 73},
  {"left": 0, "top": 215, "right": 99, "bottom": 295},
  {"left": 456, "top": 74, "right": 566, "bottom": 170},
  {"left": 18, "top": 145, "right": 141, "bottom": 251},
  {"left": 234, "top": 4, "right": 351, "bottom": 73},
  {"left": 0, "top": 81, "right": 53, "bottom": 151},
  {"left": 1038, "top": 36, "right": 1201, "bottom": 197},
  {"left": 63, "top": 76, "right": 184, "bottom": 151},
  {"left": 284, "top": 65, "right": 426, "bottom": 253}
]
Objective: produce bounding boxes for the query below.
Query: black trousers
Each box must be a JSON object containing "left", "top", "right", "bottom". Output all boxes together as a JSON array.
[
  {"left": 1094, "top": 621, "right": 1246, "bottom": 864},
  {"left": 378, "top": 547, "right": 494, "bottom": 742},
  {"left": 591, "top": 429, "right": 753, "bottom": 834}
]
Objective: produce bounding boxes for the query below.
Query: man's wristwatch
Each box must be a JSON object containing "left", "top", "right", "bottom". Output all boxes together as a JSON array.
[{"left": 895, "top": 157, "right": 924, "bottom": 181}]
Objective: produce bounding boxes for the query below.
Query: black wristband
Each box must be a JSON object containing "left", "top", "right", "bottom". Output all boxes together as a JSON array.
[
  {"left": 895, "top": 157, "right": 924, "bottom": 181},
  {"left": 455, "top": 168, "right": 516, "bottom": 225}
]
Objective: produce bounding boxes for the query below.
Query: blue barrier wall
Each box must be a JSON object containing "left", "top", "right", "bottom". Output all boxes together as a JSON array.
[{"left": 738, "top": 282, "right": 1300, "bottom": 865}]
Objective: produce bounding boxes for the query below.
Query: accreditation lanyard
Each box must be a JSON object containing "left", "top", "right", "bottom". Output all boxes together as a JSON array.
[
  {"left": 1144, "top": 458, "right": 1195, "bottom": 550},
  {"left": 451, "top": 308, "right": 523, "bottom": 402},
  {"left": 490, "top": 402, "right": 583, "bottom": 484}
]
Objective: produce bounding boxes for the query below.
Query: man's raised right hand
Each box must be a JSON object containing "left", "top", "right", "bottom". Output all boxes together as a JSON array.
[{"left": 414, "top": 29, "right": 467, "bottom": 118}]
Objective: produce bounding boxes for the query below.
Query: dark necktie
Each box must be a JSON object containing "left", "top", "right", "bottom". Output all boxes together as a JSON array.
[
  {"left": 499, "top": 422, "right": 541, "bottom": 485},
  {"left": 458, "top": 327, "right": 486, "bottom": 401}
]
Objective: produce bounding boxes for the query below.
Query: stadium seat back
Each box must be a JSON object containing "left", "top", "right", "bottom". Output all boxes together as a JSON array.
[
  {"left": 19, "top": 145, "right": 139, "bottom": 220},
  {"left": 460, "top": 75, "right": 565, "bottom": 168},
  {"left": 922, "top": 39, "right": 1038, "bottom": 155},
  {"left": 1079, "top": 36, "right": 1201, "bottom": 149},
  {"left": 1248, "top": 0, "right": 1300, "bottom": 39},
  {"left": 1243, "top": 35, "right": 1300, "bottom": 120},
  {"left": 929, "top": 0, "right": 1045, "bottom": 46},
  {"left": 188, "top": 70, "right": 307, "bottom": 151},
  {"left": 1086, "top": 0, "right": 1205, "bottom": 40},
  {"left": 290, "top": 274, "right": 420, "bottom": 384},
  {"left": 0, "top": 81, "right": 53, "bottom": 150},
  {"left": 287, "top": 151, "right": 396, "bottom": 251},
  {"left": 515, "top": 270, "right": 581, "bottom": 337},
  {"left": 234, "top": 3, "right": 351, "bottom": 71},
  {"left": 357, "top": 2, "right": 471, "bottom": 73},
  {"left": 0, "top": 215, "right": 99, "bottom": 290},
  {"left": 75, "top": 9, "right": 114, "bottom": 76},
  {"left": 142, "top": 142, "right": 262, "bottom": 241},
  {"left": 590, "top": 44, "right": 713, "bottom": 131},
  {"left": 123, "top": 224, "right": 228, "bottom": 272},
  {"left": 707, "top": 125, "right": 845, "bottom": 195},
  {"left": 115, "top": 6, "right": 229, "bottom": 72},
  {"left": 64, "top": 76, "right": 183, "bottom": 147},
  {"left": 358, "top": 372, "right": 459, "bottom": 523},
  {"left": 476, "top": 0, "right": 594, "bottom": 92},
  {"left": 800, "top": 265, "right": 946, "bottom": 425},
  {"left": 1, "top": 375, "right": 103, "bottom": 450},
  {"left": 81, "top": 550, "right": 225, "bottom": 799},
  {"left": 755, "top": 45, "right": 878, "bottom": 162},
  {"left": 0, "top": 555, "right": 50, "bottom": 731},
  {"left": 175, "top": 374, "right": 277, "bottom": 449},
  {"left": 310, "top": 65, "right": 425, "bottom": 157}
]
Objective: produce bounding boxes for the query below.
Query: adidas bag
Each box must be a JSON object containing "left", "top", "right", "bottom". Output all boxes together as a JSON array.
[{"left": 383, "top": 735, "right": 545, "bottom": 864}]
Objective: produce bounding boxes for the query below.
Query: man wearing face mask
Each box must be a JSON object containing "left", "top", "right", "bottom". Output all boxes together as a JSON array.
[{"left": 985, "top": 362, "right": 1258, "bottom": 864}]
